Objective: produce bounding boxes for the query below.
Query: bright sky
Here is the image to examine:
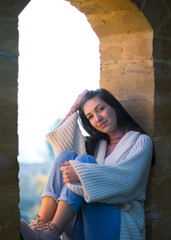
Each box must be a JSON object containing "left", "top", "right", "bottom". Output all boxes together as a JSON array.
[{"left": 18, "top": 0, "right": 100, "bottom": 163}]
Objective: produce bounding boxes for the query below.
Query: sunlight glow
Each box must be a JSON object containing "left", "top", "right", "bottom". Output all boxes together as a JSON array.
[{"left": 18, "top": 0, "right": 100, "bottom": 163}]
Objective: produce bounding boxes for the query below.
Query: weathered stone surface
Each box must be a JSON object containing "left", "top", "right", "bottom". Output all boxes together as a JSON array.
[
  {"left": 146, "top": 216, "right": 171, "bottom": 240},
  {"left": 0, "top": 19, "right": 19, "bottom": 55},
  {"left": 0, "top": 2, "right": 21, "bottom": 238},
  {"left": 121, "top": 98, "right": 154, "bottom": 134},
  {"left": 146, "top": 176, "right": 171, "bottom": 219},
  {"left": 154, "top": 37, "right": 171, "bottom": 61},
  {"left": 154, "top": 99, "right": 171, "bottom": 135},
  {"left": 0, "top": 0, "right": 30, "bottom": 17},
  {"left": 151, "top": 136, "right": 171, "bottom": 177},
  {"left": 132, "top": 0, "right": 170, "bottom": 33},
  {"left": 154, "top": 61, "right": 171, "bottom": 94}
]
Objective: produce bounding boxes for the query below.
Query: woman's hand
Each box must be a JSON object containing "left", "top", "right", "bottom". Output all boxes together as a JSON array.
[
  {"left": 64, "top": 90, "right": 88, "bottom": 120},
  {"left": 60, "top": 162, "right": 80, "bottom": 184},
  {"left": 70, "top": 89, "right": 88, "bottom": 112}
]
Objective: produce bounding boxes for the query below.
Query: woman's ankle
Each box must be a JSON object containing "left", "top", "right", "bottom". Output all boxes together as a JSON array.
[{"left": 38, "top": 196, "right": 57, "bottom": 222}]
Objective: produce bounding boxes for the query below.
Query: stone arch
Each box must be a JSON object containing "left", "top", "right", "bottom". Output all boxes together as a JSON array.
[
  {"left": 0, "top": 0, "right": 170, "bottom": 239},
  {"left": 69, "top": 0, "right": 154, "bottom": 134}
]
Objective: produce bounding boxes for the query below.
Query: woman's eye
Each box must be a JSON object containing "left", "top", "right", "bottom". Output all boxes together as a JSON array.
[
  {"left": 88, "top": 115, "right": 93, "bottom": 121},
  {"left": 99, "top": 106, "right": 104, "bottom": 112}
]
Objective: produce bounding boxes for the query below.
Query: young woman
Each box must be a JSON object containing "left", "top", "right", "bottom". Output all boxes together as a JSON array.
[{"left": 20, "top": 88, "right": 153, "bottom": 240}]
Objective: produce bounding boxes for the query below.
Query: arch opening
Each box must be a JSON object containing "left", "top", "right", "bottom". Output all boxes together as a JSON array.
[{"left": 18, "top": 0, "right": 100, "bottom": 223}]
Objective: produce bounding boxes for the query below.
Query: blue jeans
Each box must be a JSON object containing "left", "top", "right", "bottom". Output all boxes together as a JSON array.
[{"left": 42, "top": 151, "right": 121, "bottom": 240}]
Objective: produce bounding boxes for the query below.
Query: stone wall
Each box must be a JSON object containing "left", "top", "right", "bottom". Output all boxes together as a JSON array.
[
  {"left": 0, "top": 1, "right": 30, "bottom": 239},
  {"left": 0, "top": 0, "right": 170, "bottom": 239},
  {"left": 133, "top": 1, "right": 171, "bottom": 239}
]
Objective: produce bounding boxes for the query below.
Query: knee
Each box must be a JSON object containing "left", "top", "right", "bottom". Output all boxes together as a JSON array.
[
  {"left": 54, "top": 151, "right": 78, "bottom": 167},
  {"left": 59, "top": 150, "right": 78, "bottom": 160},
  {"left": 76, "top": 154, "right": 97, "bottom": 164}
]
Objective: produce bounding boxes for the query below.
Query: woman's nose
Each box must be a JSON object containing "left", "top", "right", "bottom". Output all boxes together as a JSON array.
[{"left": 94, "top": 113, "right": 102, "bottom": 122}]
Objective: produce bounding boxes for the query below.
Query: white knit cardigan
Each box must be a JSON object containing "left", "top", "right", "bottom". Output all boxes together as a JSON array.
[{"left": 46, "top": 113, "right": 153, "bottom": 240}]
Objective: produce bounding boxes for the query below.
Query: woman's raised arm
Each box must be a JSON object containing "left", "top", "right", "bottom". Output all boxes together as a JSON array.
[{"left": 65, "top": 90, "right": 88, "bottom": 120}]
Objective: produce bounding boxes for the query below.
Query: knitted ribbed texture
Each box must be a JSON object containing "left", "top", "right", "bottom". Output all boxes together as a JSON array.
[
  {"left": 70, "top": 133, "right": 152, "bottom": 240},
  {"left": 70, "top": 133, "right": 152, "bottom": 201},
  {"left": 46, "top": 112, "right": 86, "bottom": 157},
  {"left": 46, "top": 114, "right": 153, "bottom": 240}
]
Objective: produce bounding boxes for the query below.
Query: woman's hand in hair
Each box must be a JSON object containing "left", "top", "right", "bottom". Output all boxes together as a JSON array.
[
  {"left": 70, "top": 89, "right": 88, "bottom": 112},
  {"left": 64, "top": 90, "right": 88, "bottom": 121},
  {"left": 60, "top": 162, "right": 80, "bottom": 184}
]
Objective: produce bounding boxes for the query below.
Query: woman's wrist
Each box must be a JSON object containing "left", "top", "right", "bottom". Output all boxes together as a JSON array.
[
  {"left": 70, "top": 105, "right": 79, "bottom": 113},
  {"left": 71, "top": 90, "right": 88, "bottom": 113},
  {"left": 64, "top": 108, "right": 77, "bottom": 121},
  {"left": 64, "top": 90, "right": 88, "bottom": 121}
]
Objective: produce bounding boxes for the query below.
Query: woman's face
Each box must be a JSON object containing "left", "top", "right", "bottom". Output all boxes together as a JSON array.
[{"left": 83, "top": 96, "right": 118, "bottom": 135}]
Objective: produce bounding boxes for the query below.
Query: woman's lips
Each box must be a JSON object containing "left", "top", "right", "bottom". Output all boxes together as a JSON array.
[{"left": 99, "top": 120, "right": 108, "bottom": 128}]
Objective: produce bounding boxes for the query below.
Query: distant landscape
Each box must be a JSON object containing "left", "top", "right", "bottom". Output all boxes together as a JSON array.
[
  {"left": 19, "top": 161, "right": 53, "bottom": 223},
  {"left": 18, "top": 118, "right": 61, "bottom": 223}
]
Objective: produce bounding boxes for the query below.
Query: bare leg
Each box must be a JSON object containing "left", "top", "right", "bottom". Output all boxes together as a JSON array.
[
  {"left": 38, "top": 196, "right": 57, "bottom": 223},
  {"left": 52, "top": 200, "right": 74, "bottom": 236}
]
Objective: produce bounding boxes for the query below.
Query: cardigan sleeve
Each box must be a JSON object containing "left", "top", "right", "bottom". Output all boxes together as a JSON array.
[
  {"left": 69, "top": 134, "right": 153, "bottom": 204},
  {"left": 46, "top": 112, "right": 86, "bottom": 156}
]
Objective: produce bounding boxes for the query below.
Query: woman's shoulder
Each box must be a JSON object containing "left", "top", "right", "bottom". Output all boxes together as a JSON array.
[
  {"left": 126, "top": 130, "right": 152, "bottom": 147},
  {"left": 137, "top": 131, "right": 152, "bottom": 142},
  {"left": 129, "top": 131, "right": 153, "bottom": 151},
  {"left": 128, "top": 130, "right": 151, "bottom": 140}
]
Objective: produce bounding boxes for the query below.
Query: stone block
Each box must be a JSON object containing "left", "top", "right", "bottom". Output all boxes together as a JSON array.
[
  {"left": 154, "top": 121, "right": 171, "bottom": 137},
  {"left": 100, "top": 63, "right": 154, "bottom": 100},
  {"left": 122, "top": 98, "right": 154, "bottom": 134},
  {"left": 156, "top": 16, "right": 171, "bottom": 38},
  {"left": 155, "top": 95, "right": 171, "bottom": 119},
  {"left": 154, "top": 61, "right": 171, "bottom": 95},
  {"left": 139, "top": 0, "right": 169, "bottom": 32},
  {"left": 154, "top": 95, "right": 171, "bottom": 136},
  {"left": 0, "top": 111, "right": 17, "bottom": 138},
  {"left": 0, "top": 148, "right": 18, "bottom": 161},
  {"left": 0, "top": 203, "right": 20, "bottom": 240},
  {"left": 145, "top": 172, "right": 153, "bottom": 213},
  {"left": 146, "top": 176, "right": 171, "bottom": 219},
  {"left": 164, "top": 0, "right": 171, "bottom": 10},
  {"left": 0, "top": 0, "right": 30, "bottom": 18},
  {"left": 84, "top": 0, "right": 152, "bottom": 38},
  {"left": 154, "top": 119, "right": 171, "bottom": 137},
  {"left": 145, "top": 219, "right": 153, "bottom": 240},
  {"left": 0, "top": 87, "right": 17, "bottom": 105},
  {"left": 150, "top": 136, "right": 171, "bottom": 177},
  {"left": 100, "top": 31, "right": 153, "bottom": 63},
  {"left": 154, "top": 37, "right": 171, "bottom": 61},
  {"left": 146, "top": 216, "right": 171, "bottom": 240},
  {"left": 96, "top": 11, "right": 151, "bottom": 37},
  {"left": 78, "top": 0, "right": 139, "bottom": 15},
  {"left": 0, "top": 19, "right": 18, "bottom": 55},
  {"left": 100, "top": 32, "right": 154, "bottom": 104},
  {"left": 0, "top": 24, "right": 19, "bottom": 237},
  {"left": 0, "top": 164, "right": 20, "bottom": 240},
  {"left": 0, "top": 57, "right": 18, "bottom": 82}
]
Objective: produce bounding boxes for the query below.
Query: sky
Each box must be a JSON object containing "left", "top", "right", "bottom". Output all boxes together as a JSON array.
[{"left": 18, "top": 0, "right": 100, "bottom": 163}]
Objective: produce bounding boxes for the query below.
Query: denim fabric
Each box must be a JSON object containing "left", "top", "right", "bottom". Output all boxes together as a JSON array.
[{"left": 42, "top": 151, "right": 121, "bottom": 240}]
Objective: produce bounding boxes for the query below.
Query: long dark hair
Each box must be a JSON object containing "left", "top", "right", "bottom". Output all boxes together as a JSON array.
[{"left": 79, "top": 88, "right": 146, "bottom": 156}]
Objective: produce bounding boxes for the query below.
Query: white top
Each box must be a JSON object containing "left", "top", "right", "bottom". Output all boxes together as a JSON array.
[{"left": 46, "top": 112, "right": 153, "bottom": 240}]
